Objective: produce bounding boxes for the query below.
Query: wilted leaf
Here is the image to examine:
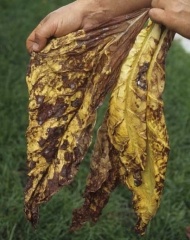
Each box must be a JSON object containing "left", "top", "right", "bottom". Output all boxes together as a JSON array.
[
  {"left": 70, "top": 23, "right": 174, "bottom": 235},
  {"left": 25, "top": 9, "right": 149, "bottom": 227},
  {"left": 71, "top": 115, "right": 120, "bottom": 231}
]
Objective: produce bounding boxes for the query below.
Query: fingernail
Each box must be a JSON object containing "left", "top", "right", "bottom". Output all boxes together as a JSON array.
[{"left": 32, "top": 43, "right": 39, "bottom": 51}]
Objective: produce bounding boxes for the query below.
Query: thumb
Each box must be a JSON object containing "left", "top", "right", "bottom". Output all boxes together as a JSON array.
[
  {"left": 149, "top": 8, "right": 175, "bottom": 30},
  {"left": 26, "top": 20, "right": 57, "bottom": 53}
]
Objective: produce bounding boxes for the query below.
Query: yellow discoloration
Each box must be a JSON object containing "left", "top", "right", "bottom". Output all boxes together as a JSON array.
[
  {"left": 108, "top": 21, "right": 161, "bottom": 180},
  {"left": 124, "top": 27, "right": 174, "bottom": 235}
]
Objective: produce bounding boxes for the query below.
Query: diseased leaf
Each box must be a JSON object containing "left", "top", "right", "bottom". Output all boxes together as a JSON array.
[
  {"left": 125, "top": 28, "right": 174, "bottom": 235},
  {"left": 25, "top": 10, "right": 149, "bottom": 227},
  {"left": 70, "top": 24, "right": 174, "bottom": 235},
  {"left": 70, "top": 115, "right": 120, "bottom": 231},
  {"left": 108, "top": 21, "right": 162, "bottom": 186}
]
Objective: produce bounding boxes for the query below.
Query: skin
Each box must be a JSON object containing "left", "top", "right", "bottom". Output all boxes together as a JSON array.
[
  {"left": 149, "top": 0, "right": 190, "bottom": 39},
  {"left": 26, "top": 0, "right": 190, "bottom": 53}
]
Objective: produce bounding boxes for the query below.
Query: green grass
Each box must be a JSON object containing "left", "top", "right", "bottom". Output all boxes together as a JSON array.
[{"left": 1, "top": 0, "right": 190, "bottom": 239}]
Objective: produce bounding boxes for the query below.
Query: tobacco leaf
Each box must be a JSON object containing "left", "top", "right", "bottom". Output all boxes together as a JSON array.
[
  {"left": 25, "top": 9, "right": 149, "bottom": 226},
  {"left": 108, "top": 21, "right": 162, "bottom": 187},
  {"left": 127, "top": 29, "right": 174, "bottom": 235},
  {"left": 70, "top": 113, "right": 121, "bottom": 231},
  {"left": 71, "top": 25, "right": 175, "bottom": 235}
]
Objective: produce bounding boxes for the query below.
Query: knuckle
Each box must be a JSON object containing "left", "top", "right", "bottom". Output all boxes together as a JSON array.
[
  {"left": 41, "top": 12, "right": 53, "bottom": 24},
  {"left": 151, "top": 0, "right": 158, "bottom": 7},
  {"left": 151, "top": 0, "right": 164, "bottom": 8},
  {"left": 34, "top": 31, "right": 42, "bottom": 41}
]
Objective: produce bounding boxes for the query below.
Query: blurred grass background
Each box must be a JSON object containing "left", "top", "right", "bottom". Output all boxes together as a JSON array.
[{"left": 0, "top": 0, "right": 190, "bottom": 239}]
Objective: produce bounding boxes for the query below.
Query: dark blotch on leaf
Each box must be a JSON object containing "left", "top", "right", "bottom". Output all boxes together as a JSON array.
[
  {"left": 41, "top": 146, "right": 58, "bottom": 163},
  {"left": 71, "top": 98, "right": 82, "bottom": 108},
  {"left": 64, "top": 152, "right": 74, "bottom": 162},
  {"left": 60, "top": 140, "right": 69, "bottom": 150}
]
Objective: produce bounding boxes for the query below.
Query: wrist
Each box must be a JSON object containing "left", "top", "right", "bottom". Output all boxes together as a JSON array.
[
  {"left": 74, "top": 0, "right": 151, "bottom": 30},
  {"left": 76, "top": 0, "right": 151, "bottom": 19}
]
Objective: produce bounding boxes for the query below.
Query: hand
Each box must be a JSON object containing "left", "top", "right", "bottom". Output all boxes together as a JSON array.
[
  {"left": 26, "top": 1, "right": 86, "bottom": 53},
  {"left": 26, "top": 0, "right": 151, "bottom": 53},
  {"left": 149, "top": 0, "right": 190, "bottom": 39}
]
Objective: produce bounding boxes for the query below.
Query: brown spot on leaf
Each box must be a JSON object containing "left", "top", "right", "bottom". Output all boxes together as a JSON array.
[
  {"left": 71, "top": 98, "right": 82, "bottom": 108},
  {"left": 26, "top": 63, "right": 31, "bottom": 76},
  {"left": 63, "top": 115, "right": 68, "bottom": 121},
  {"left": 133, "top": 171, "right": 142, "bottom": 187},
  {"left": 37, "top": 99, "right": 69, "bottom": 124},
  {"left": 73, "top": 147, "right": 82, "bottom": 160},
  {"left": 24, "top": 175, "right": 34, "bottom": 194},
  {"left": 36, "top": 95, "right": 45, "bottom": 105},
  {"left": 60, "top": 140, "right": 69, "bottom": 150},
  {"left": 64, "top": 152, "right": 74, "bottom": 162},
  {"left": 38, "top": 137, "right": 46, "bottom": 147},
  {"left": 136, "top": 62, "right": 149, "bottom": 91},
  {"left": 59, "top": 164, "right": 74, "bottom": 185},
  {"left": 62, "top": 74, "right": 68, "bottom": 82},
  {"left": 41, "top": 146, "right": 58, "bottom": 163}
]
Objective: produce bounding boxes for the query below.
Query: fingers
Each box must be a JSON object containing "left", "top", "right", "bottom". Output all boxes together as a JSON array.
[
  {"left": 149, "top": 8, "right": 190, "bottom": 39},
  {"left": 149, "top": 8, "right": 173, "bottom": 28},
  {"left": 26, "top": 2, "right": 83, "bottom": 53},
  {"left": 151, "top": 0, "right": 165, "bottom": 8},
  {"left": 26, "top": 16, "right": 57, "bottom": 53},
  {"left": 149, "top": 0, "right": 176, "bottom": 32}
]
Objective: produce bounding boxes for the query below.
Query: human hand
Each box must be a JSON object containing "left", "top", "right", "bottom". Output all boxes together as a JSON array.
[
  {"left": 26, "top": 0, "right": 151, "bottom": 53},
  {"left": 26, "top": 1, "right": 87, "bottom": 53},
  {"left": 149, "top": 0, "right": 190, "bottom": 39}
]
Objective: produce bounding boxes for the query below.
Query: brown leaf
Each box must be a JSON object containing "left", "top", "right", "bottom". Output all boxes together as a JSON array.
[{"left": 70, "top": 114, "right": 120, "bottom": 231}]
